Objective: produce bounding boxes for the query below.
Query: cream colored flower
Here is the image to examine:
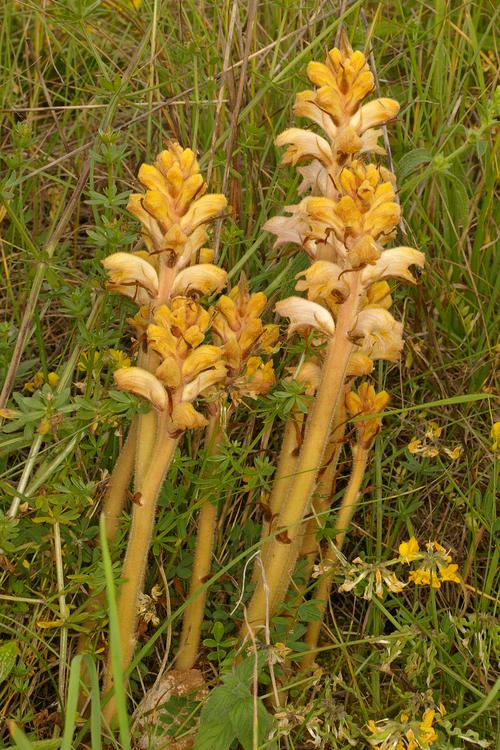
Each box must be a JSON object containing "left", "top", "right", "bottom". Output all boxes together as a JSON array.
[
  {"left": 361, "top": 247, "right": 425, "bottom": 287},
  {"left": 275, "top": 128, "right": 334, "bottom": 166},
  {"left": 114, "top": 367, "right": 167, "bottom": 411},
  {"left": 295, "top": 260, "right": 350, "bottom": 306},
  {"left": 275, "top": 296, "right": 335, "bottom": 337},
  {"left": 102, "top": 252, "right": 159, "bottom": 301},
  {"left": 353, "top": 308, "right": 404, "bottom": 362},
  {"left": 171, "top": 264, "right": 227, "bottom": 297}
]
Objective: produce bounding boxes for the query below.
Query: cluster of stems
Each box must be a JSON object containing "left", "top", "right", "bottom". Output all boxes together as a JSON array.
[{"left": 89, "top": 34, "right": 425, "bottom": 726}]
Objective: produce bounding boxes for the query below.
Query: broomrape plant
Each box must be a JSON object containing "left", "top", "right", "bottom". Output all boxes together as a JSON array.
[
  {"left": 96, "top": 143, "right": 277, "bottom": 721},
  {"left": 241, "top": 35, "right": 424, "bottom": 645},
  {"left": 84, "top": 33, "right": 465, "bottom": 741}
]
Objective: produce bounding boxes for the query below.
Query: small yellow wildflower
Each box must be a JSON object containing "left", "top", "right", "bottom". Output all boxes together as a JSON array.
[
  {"left": 107, "top": 348, "right": 131, "bottom": 369},
  {"left": 398, "top": 537, "right": 420, "bottom": 563},
  {"left": 368, "top": 707, "right": 439, "bottom": 749},
  {"left": 47, "top": 372, "right": 59, "bottom": 388},
  {"left": 406, "top": 540, "right": 460, "bottom": 588},
  {"left": 425, "top": 421, "right": 442, "bottom": 440},
  {"left": 407, "top": 438, "right": 423, "bottom": 454},
  {"left": 24, "top": 371, "right": 45, "bottom": 392},
  {"left": 491, "top": 422, "right": 500, "bottom": 453},
  {"left": 443, "top": 445, "right": 462, "bottom": 460}
]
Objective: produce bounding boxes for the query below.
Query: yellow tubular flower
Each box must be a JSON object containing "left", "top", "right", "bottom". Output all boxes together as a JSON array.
[
  {"left": 102, "top": 252, "right": 159, "bottom": 302},
  {"left": 345, "top": 381, "right": 390, "bottom": 448},
  {"left": 275, "top": 296, "right": 336, "bottom": 338},
  {"left": 114, "top": 367, "right": 167, "bottom": 412}
]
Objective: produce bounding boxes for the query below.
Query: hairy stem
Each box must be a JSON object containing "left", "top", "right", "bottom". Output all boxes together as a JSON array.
[
  {"left": 301, "top": 443, "right": 369, "bottom": 670},
  {"left": 174, "top": 413, "right": 222, "bottom": 671},
  {"left": 293, "top": 400, "right": 347, "bottom": 604},
  {"left": 252, "top": 413, "right": 302, "bottom": 585},
  {"left": 102, "top": 418, "right": 178, "bottom": 724},
  {"left": 134, "top": 410, "right": 157, "bottom": 491},
  {"left": 102, "top": 418, "right": 138, "bottom": 543},
  {"left": 242, "top": 275, "right": 362, "bottom": 638}
]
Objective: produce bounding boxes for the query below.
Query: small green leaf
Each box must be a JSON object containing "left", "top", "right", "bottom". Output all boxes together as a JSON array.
[
  {"left": 0, "top": 641, "right": 18, "bottom": 683},
  {"left": 297, "top": 600, "right": 323, "bottom": 622},
  {"left": 396, "top": 148, "right": 433, "bottom": 182}
]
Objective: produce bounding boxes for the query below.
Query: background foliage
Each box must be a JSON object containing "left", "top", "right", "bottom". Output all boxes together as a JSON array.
[{"left": 0, "top": 0, "right": 498, "bottom": 747}]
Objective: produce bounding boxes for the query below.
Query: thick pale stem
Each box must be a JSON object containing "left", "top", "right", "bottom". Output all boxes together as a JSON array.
[
  {"left": 242, "top": 275, "right": 363, "bottom": 638},
  {"left": 102, "top": 418, "right": 138, "bottom": 543},
  {"left": 135, "top": 410, "right": 158, "bottom": 491},
  {"left": 102, "top": 420, "right": 178, "bottom": 724},
  {"left": 252, "top": 413, "right": 302, "bottom": 585},
  {"left": 301, "top": 443, "right": 369, "bottom": 670},
  {"left": 293, "top": 400, "right": 347, "bottom": 603},
  {"left": 78, "top": 418, "right": 139, "bottom": 710},
  {"left": 175, "top": 414, "right": 222, "bottom": 671}
]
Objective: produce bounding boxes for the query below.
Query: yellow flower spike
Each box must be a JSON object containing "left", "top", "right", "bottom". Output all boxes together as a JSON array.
[
  {"left": 398, "top": 537, "right": 420, "bottom": 563},
  {"left": 114, "top": 367, "right": 167, "bottom": 412}
]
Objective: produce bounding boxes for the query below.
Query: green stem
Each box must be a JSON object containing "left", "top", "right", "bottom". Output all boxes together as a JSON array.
[
  {"left": 242, "top": 275, "right": 363, "bottom": 638},
  {"left": 102, "top": 418, "right": 178, "bottom": 724}
]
